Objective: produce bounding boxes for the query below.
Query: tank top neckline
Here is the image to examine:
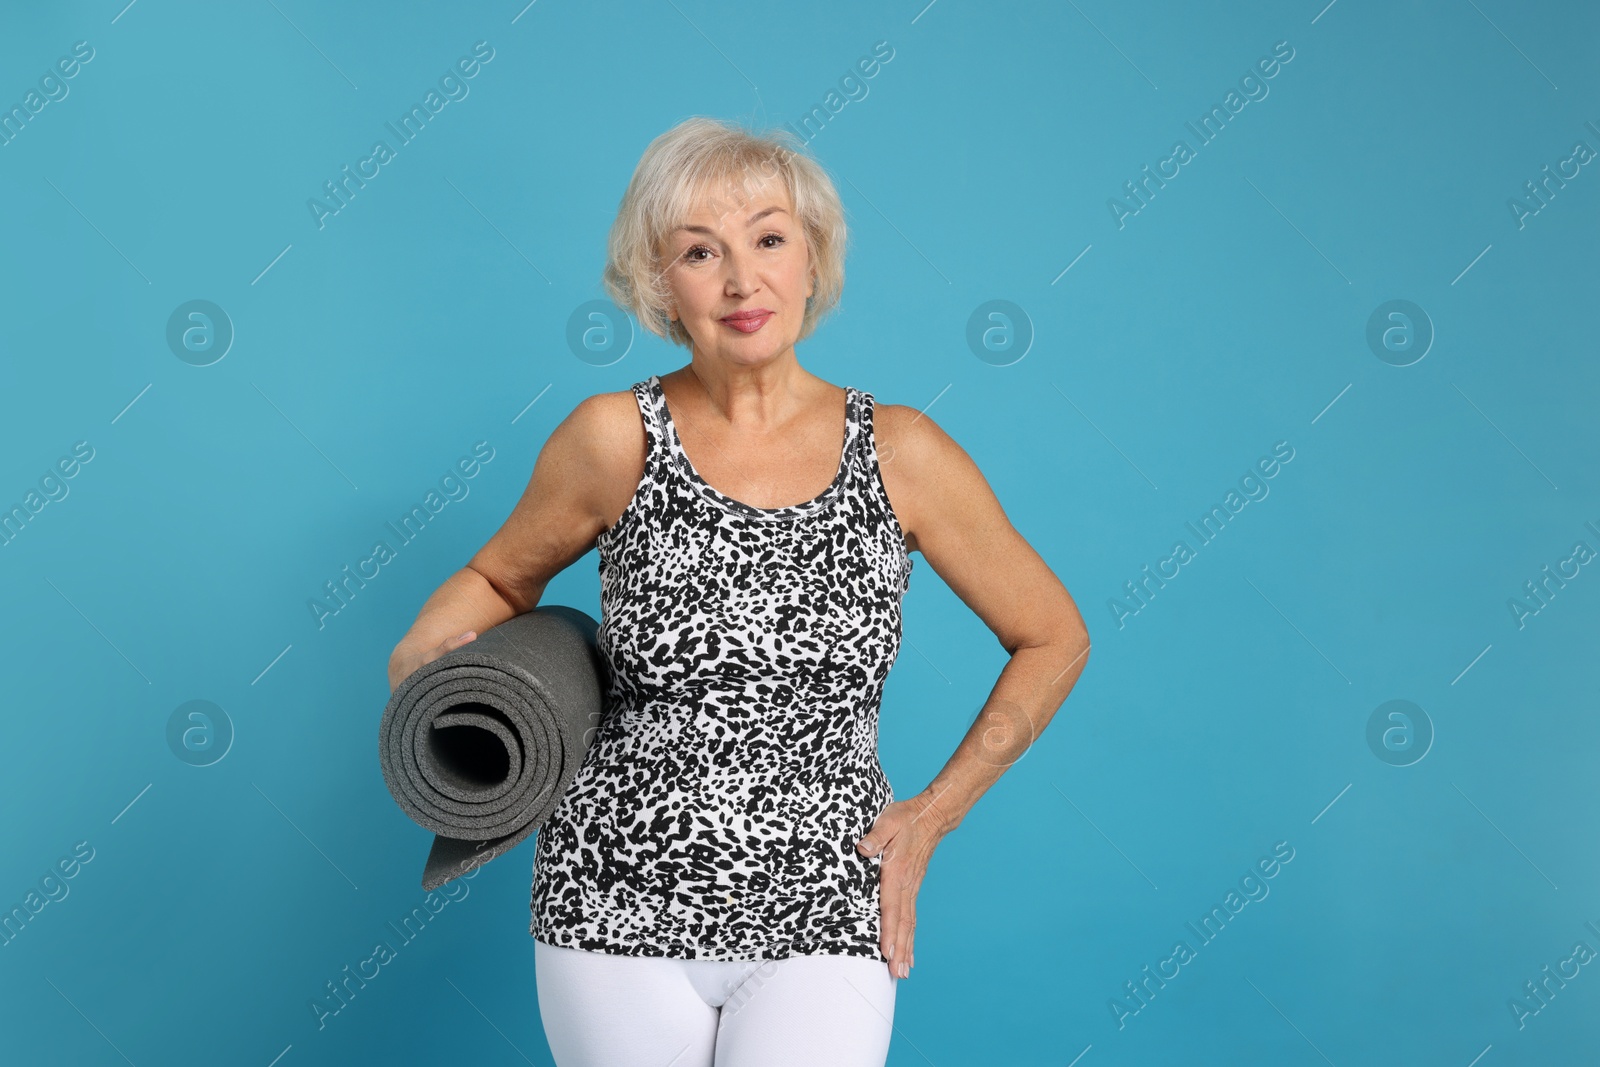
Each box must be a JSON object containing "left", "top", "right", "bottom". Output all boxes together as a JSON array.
[{"left": 647, "top": 373, "right": 859, "bottom": 521}]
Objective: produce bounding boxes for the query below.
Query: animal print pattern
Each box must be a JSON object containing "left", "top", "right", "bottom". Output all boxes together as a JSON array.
[{"left": 530, "top": 374, "right": 913, "bottom": 961}]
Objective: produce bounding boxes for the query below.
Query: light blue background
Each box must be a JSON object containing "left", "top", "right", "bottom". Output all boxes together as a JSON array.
[{"left": 1, "top": 1, "right": 1596, "bottom": 1064}]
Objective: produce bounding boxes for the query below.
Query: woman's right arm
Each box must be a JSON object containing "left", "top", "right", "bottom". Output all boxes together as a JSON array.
[{"left": 386, "top": 391, "right": 642, "bottom": 692}]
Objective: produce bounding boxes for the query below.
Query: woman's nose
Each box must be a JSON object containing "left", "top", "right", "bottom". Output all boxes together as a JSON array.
[{"left": 721, "top": 246, "right": 757, "bottom": 295}]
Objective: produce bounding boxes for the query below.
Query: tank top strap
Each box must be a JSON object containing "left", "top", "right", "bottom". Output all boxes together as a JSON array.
[
  {"left": 631, "top": 375, "right": 671, "bottom": 477},
  {"left": 852, "top": 386, "right": 915, "bottom": 595},
  {"left": 851, "top": 386, "right": 886, "bottom": 492},
  {"left": 629, "top": 377, "right": 654, "bottom": 428},
  {"left": 594, "top": 378, "right": 670, "bottom": 552},
  {"left": 638, "top": 373, "right": 706, "bottom": 499}
]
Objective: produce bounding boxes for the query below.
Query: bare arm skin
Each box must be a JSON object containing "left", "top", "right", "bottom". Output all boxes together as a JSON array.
[
  {"left": 880, "top": 400, "right": 1091, "bottom": 829},
  {"left": 857, "top": 400, "right": 1092, "bottom": 977},
  {"left": 385, "top": 390, "right": 646, "bottom": 692}
]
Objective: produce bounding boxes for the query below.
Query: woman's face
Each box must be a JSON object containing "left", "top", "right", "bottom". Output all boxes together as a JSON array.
[{"left": 660, "top": 174, "right": 814, "bottom": 367}]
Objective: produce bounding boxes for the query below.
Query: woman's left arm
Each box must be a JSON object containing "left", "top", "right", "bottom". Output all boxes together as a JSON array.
[{"left": 858, "top": 402, "right": 1092, "bottom": 978}]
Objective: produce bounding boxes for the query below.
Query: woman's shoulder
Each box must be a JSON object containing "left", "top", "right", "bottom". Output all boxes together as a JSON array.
[
  {"left": 544, "top": 385, "right": 651, "bottom": 539},
  {"left": 864, "top": 395, "right": 950, "bottom": 455},
  {"left": 528, "top": 385, "right": 648, "bottom": 498},
  {"left": 864, "top": 396, "right": 982, "bottom": 552},
  {"left": 573, "top": 383, "right": 650, "bottom": 469}
]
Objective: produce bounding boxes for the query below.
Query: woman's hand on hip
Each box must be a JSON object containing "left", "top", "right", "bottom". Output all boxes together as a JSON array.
[{"left": 856, "top": 788, "right": 952, "bottom": 979}]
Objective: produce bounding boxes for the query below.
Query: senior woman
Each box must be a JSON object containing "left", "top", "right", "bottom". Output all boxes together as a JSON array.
[{"left": 386, "top": 117, "right": 1089, "bottom": 1066}]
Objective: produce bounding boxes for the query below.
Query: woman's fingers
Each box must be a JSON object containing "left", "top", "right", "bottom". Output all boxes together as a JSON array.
[
  {"left": 861, "top": 799, "right": 936, "bottom": 978},
  {"left": 879, "top": 837, "right": 919, "bottom": 979},
  {"left": 891, "top": 842, "right": 918, "bottom": 978},
  {"left": 422, "top": 630, "right": 477, "bottom": 669},
  {"left": 389, "top": 631, "right": 478, "bottom": 693},
  {"left": 895, "top": 891, "right": 916, "bottom": 977},
  {"left": 876, "top": 836, "right": 895, "bottom": 948},
  {"left": 860, "top": 808, "right": 900, "bottom": 964}
]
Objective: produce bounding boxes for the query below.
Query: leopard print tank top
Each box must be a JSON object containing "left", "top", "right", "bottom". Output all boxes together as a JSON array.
[{"left": 529, "top": 373, "right": 913, "bottom": 961}]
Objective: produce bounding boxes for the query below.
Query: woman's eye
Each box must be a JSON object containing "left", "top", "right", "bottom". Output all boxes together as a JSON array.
[{"left": 682, "top": 234, "right": 783, "bottom": 262}]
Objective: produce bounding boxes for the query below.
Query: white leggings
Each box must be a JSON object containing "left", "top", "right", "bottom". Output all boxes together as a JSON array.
[{"left": 534, "top": 940, "right": 897, "bottom": 1066}]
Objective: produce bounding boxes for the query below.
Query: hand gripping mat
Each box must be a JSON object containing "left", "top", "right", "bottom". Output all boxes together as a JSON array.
[{"left": 378, "top": 605, "right": 608, "bottom": 890}]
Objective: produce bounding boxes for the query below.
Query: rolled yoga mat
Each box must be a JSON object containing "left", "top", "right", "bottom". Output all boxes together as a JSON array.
[{"left": 378, "top": 605, "right": 608, "bottom": 890}]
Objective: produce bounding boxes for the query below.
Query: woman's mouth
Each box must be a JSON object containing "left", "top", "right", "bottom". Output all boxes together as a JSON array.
[{"left": 720, "top": 310, "right": 774, "bottom": 333}]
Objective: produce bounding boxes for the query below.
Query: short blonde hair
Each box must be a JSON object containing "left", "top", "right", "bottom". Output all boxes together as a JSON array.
[{"left": 602, "top": 116, "right": 848, "bottom": 349}]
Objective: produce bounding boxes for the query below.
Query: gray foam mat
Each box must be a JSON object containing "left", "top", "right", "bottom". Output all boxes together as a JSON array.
[{"left": 378, "top": 605, "right": 606, "bottom": 890}]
